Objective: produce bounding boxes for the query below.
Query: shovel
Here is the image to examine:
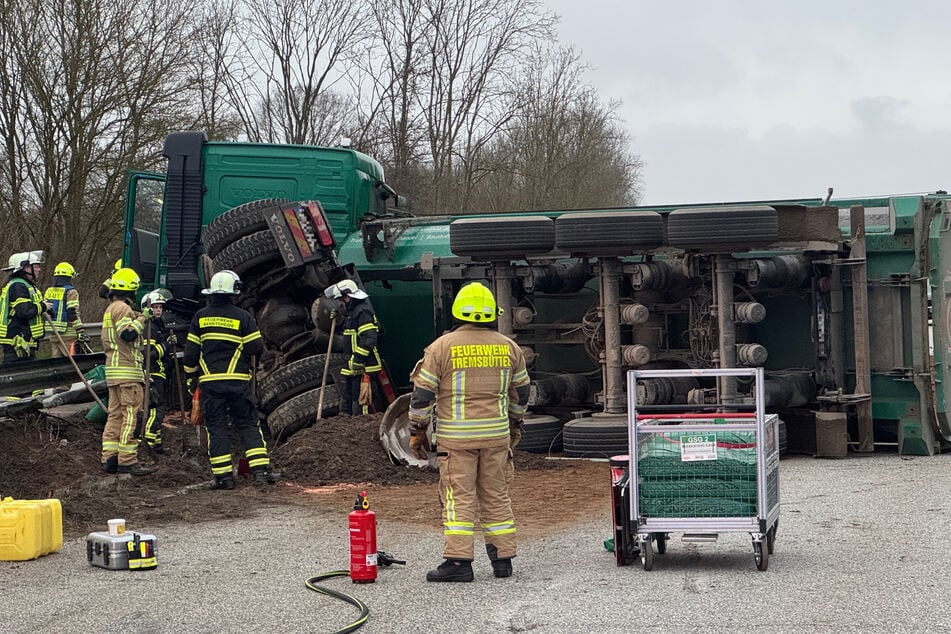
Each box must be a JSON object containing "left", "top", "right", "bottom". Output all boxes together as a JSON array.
[
  {"left": 42, "top": 313, "right": 107, "bottom": 412},
  {"left": 315, "top": 316, "right": 337, "bottom": 423}
]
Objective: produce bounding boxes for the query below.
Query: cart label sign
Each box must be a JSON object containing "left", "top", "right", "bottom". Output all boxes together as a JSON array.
[{"left": 680, "top": 434, "right": 717, "bottom": 461}]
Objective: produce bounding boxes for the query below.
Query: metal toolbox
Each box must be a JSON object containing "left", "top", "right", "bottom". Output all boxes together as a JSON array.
[{"left": 85, "top": 531, "right": 157, "bottom": 570}]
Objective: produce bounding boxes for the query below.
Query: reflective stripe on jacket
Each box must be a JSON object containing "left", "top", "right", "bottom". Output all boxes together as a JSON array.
[
  {"left": 102, "top": 299, "right": 146, "bottom": 385},
  {"left": 340, "top": 298, "right": 382, "bottom": 375},
  {"left": 43, "top": 284, "right": 82, "bottom": 335},
  {"left": 182, "top": 303, "right": 263, "bottom": 383},
  {"left": 0, "top": 276, "right": 45, "bottom": 344},
  {"left": 410, "top": 324, "right": 530, "bottom": 449}
]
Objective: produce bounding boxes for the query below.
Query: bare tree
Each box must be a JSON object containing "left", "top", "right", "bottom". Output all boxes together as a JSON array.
[
  {"left": 0, "top": 0, "right": 199, "bottom": 298},
  {"left": 470, "top": 45, "right": 642, "bottom": 212},
  {"left": 221, "top": 0, "right": 372, "bottom": 145},
  {"left": 190, "top": 0, "right": 245, "bottom": 141},
  {"left": 419, "top": 0, "right": 556, "bottom": 212}
]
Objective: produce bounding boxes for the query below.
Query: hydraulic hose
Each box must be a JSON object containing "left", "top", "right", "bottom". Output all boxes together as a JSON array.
[{"left": 304, "top": 570, "right": 370, "bottom": 633}]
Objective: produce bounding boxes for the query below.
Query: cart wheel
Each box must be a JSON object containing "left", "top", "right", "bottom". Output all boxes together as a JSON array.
[
  {"left": 640, "top": 539, "right": 654, "bottom": 571},
  {"left": 754, "top": 540, "right": 769, "bottom": 571},
  {"left": 654, "top": 533, "right": 668, "bottom": 555},
  {"left": 766, "top": 526, "right": 776, "bottom": 555}
]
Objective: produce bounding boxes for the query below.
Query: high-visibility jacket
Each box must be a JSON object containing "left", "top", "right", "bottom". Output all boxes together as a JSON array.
[
  {"left": 43, "top": 284, "right": 83, "bottom": 336},
  {"left": 340, "top": 298, "right": 382, "bottom": 376},
  {"left": 102, "top": 299, "right": 147, "bottom": 385},
  {"left": 183, "top": 302, "right": 263, "bottom": 384},
  {"left": 144, "top": 317, "right": 168, "bottom": 380},
  {"left": 0, "top": 275, "right": 45, "bottom": 347},
  {"left": 409, "top": 324, "right": 530, "bottom": 449}
]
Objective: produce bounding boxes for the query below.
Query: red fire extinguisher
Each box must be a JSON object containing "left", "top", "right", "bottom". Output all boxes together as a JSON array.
[{"left": 349, "top": 491, "right": 377, "bottom": 583}]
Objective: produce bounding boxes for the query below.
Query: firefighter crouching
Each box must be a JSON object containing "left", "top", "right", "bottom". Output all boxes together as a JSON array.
[
  {"left": 408, "top": 281, "right": 530, "bottom": 582},
  {"left": 44, "top": 261, "right": 88, "bottom": 356},
  {"left": 101, "top": 268, "right": 153, "bottom": 476},
  {"left": 326, "top": 279, "right": 382, "bottom": 415},
  {"left": 142, "top": 290, "right": 173, "bottom": 454},
  {"left": 183, "top": 270, "right": 278, "bottom": 490},
  {"left": 0, "top": 251, "right": 50, "bottom": 364}
]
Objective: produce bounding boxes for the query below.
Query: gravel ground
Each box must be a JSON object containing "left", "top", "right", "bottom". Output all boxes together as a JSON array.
[{"left": 3, "top": 453, "right": 950, "bottom": 633}]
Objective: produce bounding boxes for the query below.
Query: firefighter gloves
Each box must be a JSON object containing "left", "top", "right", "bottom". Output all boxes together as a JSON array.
[{"left": 409, "top": 426, "right": 430, "bottom": 460}]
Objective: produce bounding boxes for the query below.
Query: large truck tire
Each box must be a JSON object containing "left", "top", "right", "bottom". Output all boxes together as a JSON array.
[
  {"left": 449, "top": 216, "right": 555, "bottom": 259},
  {"left": 212, "top": 230, "right": 281, "bottom": 275},
  {"left": 266, "top": 385, "right": 340, "bottom": 443},
  {"left": 562, "top": 415, "right": 628, "bottom": 458},
  {"left": 667, "top": 206, "right": 778, "bottom": 250},
  {"left": 203, "top": 198, "right": 289, "bottom": 258},
  {"left": 257, "top": 298, "right": 309, "bottom": 347},
  {"left": 257, "top": 353, "right": 346, "bottom": 414},
  {"left": 555, "top": 211, "right": 664, "bottom": 256},
  {"left": 515, "top": 414, "right": 564, "bottom": 453}
]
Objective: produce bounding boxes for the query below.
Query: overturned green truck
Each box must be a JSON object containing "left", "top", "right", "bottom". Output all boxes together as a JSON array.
[{"left": 124, "top": 130, "right": 951, "bottom": 455}]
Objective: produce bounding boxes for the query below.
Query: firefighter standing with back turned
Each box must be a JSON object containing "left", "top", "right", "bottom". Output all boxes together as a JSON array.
[
  {"left": 0, "top": 251, "right": 49, "bottom": 364},
  {"left": 183, "top": 270, "right": 277, "bottom": 490},
  {"left": 100, "top": 268, "right": 153, "bottom": 476},
  {"left": 326, "top": 279, "right": 382, "bottom": 415},
  {"left": 44, "top": 261, "right": 88, "bottom": 356},
  {"left": 408, "top": 281, "right": 531, "bottom": 582}
]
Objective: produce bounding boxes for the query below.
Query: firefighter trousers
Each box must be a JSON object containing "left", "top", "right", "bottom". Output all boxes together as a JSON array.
[
  {"left": 337, "top": 370, "right": 378, "bottom": 415},
  {"left": 144, "top": 376, "right": 166, "bottom": 448},
  {"left": 200, "top": 381, "right": 270, "bottom": 477},
  {"left": 437, "top": 444, "right": 516, "bottom": 561},
  {"left": 102, "top": 382, "right": 143, "bottom": 467}
]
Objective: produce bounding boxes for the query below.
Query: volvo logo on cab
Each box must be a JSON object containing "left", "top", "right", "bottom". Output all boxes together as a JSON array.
[
  {"left": 267, "top": 210, "right": 299, "bottom": 265},
  {"left": 232, "top": 188, "right": 287, "bottom": 199}
]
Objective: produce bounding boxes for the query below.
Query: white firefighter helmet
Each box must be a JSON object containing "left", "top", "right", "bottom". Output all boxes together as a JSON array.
[
  {"left": 3, "top": 250, "right": 45, "bottom": 271},
  {"left": 202, "top": 270, "right": 243, "bottom": 295},
  {"left": 324, "top": 279, "right": 368, "bottom": 300},
  {"left": 142, "top": 290, "right": 168, "bottom": 308}
]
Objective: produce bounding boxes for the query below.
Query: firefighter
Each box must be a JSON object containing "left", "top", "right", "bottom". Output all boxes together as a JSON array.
[
  {"left": 325, "top": 279, "right": 382, "bottom": 415},
  {"left": 100, "top": 267, "right": 153, "bottom": 476},
  {"left": 407, "top": 281, "right": 531, "bottom": 582},
  {"left": 98, "top": 259, "right": 123, "bottom": 299},
  {"left": 183, "top": 270, "right": 277, "bottom": 490},
  {"left": 0, "top": 251, "right": 49, "bottom": 364},
  {"left": 43, "top": 261, "right": 88, "bottom": 357},
  {"left": 141, "top": 290, "right": 173, "bottom": 454}
]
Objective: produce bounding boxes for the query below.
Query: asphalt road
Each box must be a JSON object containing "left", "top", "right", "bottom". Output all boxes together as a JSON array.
[{"left": 2, "top": 453, "right": 950, "bottom": 633}]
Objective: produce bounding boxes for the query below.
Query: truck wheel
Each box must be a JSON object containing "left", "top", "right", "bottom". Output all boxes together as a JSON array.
[
  {"left": 555, "top": 211, "right": 664, "bottom": 256},
  {"left": 515, "top": 414, "right": 564, "bottom": 453},
  {"left": 203, "top": 198, "right": 289, "bottom": 258},
  {"left": 667, "top": 206, "right": 778, "bottom": 250},
  {"left": 257, "top": 299, "right": 309, "bottom": 347},
  {"left": 212, "top": 230, "right": 281, "bottom": 275},
  {"left": 257, "top": 353, "right": 346, "bottom": 414},
  {"left": 450, "top": 216, "right": 554, "bottom": 259},
  {"left": 266, "top": 385, "right": 340, "bottom": 443},
  {"left": 562, "top": 415, "right": 629, "bottom": 458}
]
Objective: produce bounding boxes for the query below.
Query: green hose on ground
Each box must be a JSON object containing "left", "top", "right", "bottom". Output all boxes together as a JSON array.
[{"left": 305, "top": 570, "right": 370, "bottom": 633}]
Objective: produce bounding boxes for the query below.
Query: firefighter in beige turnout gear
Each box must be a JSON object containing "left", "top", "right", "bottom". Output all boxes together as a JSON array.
[
  {"left": 408, "top": 281, "right": 530, "bottom": 582},
  {"left": 100, "top": 268, "right": 153, "bottom": 476}
]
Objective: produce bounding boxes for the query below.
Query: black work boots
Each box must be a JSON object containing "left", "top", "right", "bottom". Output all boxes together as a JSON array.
[
  {"left": 101, "top": 456, "right": 118, "bottom": 474},
  {"left": 209, "top": 475, "right": 236, "bottom": 490},
  {"left": 117, "top": 463, "right": 154, "bottom": 476},
  {"left": 426, "top": 559, "right": 475, "bottom": 582},
  {"left": 485, "top": 544, "right": 513, "bottom": 578},
  {"left": 491, "top": 558, "right": 513, "bottom": 578},
  {"left": 252, "top": 469, "right": 280, "bottom": 485}
]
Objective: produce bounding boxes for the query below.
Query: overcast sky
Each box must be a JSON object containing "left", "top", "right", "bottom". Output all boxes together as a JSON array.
[{"left": 544, "top": 0, "right": 951, "bottom": 205}]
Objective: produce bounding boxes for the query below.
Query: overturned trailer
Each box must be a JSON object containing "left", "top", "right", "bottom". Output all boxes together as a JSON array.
[{"left": 120, "top": 131, "right": 950, "bottom": 455}]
